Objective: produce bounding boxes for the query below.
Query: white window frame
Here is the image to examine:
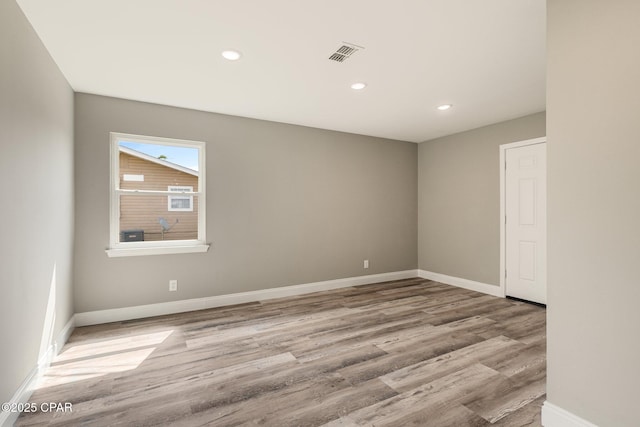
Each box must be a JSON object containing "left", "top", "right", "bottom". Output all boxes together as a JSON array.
[
  {"left": 168, "top": 186, "right": 193, "bottom": 212},
  {"left": 106, "top": 132, "right": 209, "bottom": 257}
]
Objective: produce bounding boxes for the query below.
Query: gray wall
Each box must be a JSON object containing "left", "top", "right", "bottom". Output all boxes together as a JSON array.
[
  {"left": 418, "top": 113, "right": 546, "bottom": 285},
  {"left": 0, "top": 0, "right": 74, "bottom": 404},
  {"left": 547, "top": 2, "right": 640, "bottom": 426},
  {"left": 74, "top": 94, "right": 417, "bottom": 312}
]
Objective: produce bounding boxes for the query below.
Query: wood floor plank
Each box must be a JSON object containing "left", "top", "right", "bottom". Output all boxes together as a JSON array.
[
  {"left": 481, "top": 340, "right": 546, "bottom": 377},
  {"left": 16, "top": 278, "right": 546, "bottom": 427},
  {"left": 491, "top": 394, "right": 545, "bottom": 426},
  {"left": 496, "top": 310, "right": 547, "bottom": 341},
  {"left": 336, "top": 332, "right": 484, "bottom": 386},
  {"left": 324, "top": 363, "right": 502, "bottom": 426},
  {"left": 422, "top": 297, "right": 515, "bottom": 326},
  {"left": 270, "top": 379, "right": 397, "bottom": 427},
  {"left": 381, "top": 403, "right": 491, "bottom": 427},
  {"left": 185, "top": 306, "right": 357, "bottom": 349},
  {"left": 379, "top": 335, "right": 523, "bottom": 392},
  {"left": 191, "top": 376, "right": 397, "bottom": 427},
  {"left": 462, "top": 356, "right": 546, "bottom": 423},
  {"left": 484, "top": 301, "right": 540, "bottom": 322},
  {"left": 463, "top": 376, "right": 546, "bottom": 423}
]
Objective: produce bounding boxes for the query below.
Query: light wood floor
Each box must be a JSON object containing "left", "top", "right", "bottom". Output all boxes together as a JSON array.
[{"left": 17, "top": 278, "right": 546, "bottom": 426}]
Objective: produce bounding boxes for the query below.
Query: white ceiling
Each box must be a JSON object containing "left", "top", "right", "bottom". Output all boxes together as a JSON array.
[{"left": 17, "top": 0, "right": 545, "bottom": 143}]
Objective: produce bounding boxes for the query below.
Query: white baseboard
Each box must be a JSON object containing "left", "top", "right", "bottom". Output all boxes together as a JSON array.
[
  {"left": 417, "top": 269, "right": 504, "bottom": 297},
  {"left": 75, "top": 270, "right": 419, "bottom": 326},
  {"left": 542, "top": 401, "right": 599, "bottom": 427},
  {"left": 55, "top": 314, "right": 76, "bottom": 354},
  {"left": 0, "top": 366, "right": 39, "bottom": 427},
  {"left": 0, "top": 315, "right": 75, "bottom": 427}
]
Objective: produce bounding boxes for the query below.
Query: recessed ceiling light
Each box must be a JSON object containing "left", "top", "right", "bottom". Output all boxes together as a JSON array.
[
  {"left": 351, "top": 82, "right": 367, "bottom": 90},
  {"left": 437, "top": 104, "right": 453, "bottom": 111},
  {"left": 221, "top": 50, "right": 242, "bottom": 61}
]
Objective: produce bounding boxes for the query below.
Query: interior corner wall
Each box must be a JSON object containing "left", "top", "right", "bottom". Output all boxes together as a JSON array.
[
  {"left": 73, "top": 93, "right": 417, "bottom": 313},
  {"left": 0, "top": 0, "right": 75, "bottom": 404},
  {"left": 417, "top": 112, "right": 546, "bottom": 286},
  {"left": 547, "top": 1, "right": 640, "bottom": 426}
]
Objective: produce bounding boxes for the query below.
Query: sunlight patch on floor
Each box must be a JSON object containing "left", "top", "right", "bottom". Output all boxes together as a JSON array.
[
  {"left": 55, "top": 330, "right": 173, "bottom": 363},
  {"left": 35, "top": 329, "right": 174, "bottom": 388}
]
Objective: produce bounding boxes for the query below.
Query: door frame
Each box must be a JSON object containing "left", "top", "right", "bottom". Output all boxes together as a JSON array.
[{"left": 499, "top": 136, "right": 547, "bottom": 298}]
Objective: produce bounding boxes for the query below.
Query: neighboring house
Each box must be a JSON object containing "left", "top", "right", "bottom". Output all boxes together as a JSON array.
[{"left": 119, "top": 146, "right": 198, "bottom": 241}]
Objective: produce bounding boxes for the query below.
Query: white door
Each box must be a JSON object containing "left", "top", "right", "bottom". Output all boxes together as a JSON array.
[{"left": 505, "top": 142, "right": 547, "bottom": 304}]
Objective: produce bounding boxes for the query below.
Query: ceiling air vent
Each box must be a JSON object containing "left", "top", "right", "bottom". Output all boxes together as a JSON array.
[{"left": 328, "top": 42, "right": 364, "bottom": 63}]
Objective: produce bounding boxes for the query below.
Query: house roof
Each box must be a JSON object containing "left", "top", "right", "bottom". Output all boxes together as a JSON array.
[{"left": 119, "top": 146, "right": 198, "bottom": 177}]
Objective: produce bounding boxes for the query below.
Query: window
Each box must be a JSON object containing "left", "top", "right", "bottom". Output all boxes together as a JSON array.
[
  {"left": 107, "top": 132, "right": 209, "bottom": 257},
  {"left": 168, "top": 186, "right": 193, "bottom": 211}
]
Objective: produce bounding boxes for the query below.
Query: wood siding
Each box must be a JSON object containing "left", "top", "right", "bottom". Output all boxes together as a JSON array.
[{"left": 119, "top": 152, "right": 198, "bottom": 241}]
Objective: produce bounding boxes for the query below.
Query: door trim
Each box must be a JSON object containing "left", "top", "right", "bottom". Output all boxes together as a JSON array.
[{"left": 499, "top": 136, "right": 547, "bottom": 299}]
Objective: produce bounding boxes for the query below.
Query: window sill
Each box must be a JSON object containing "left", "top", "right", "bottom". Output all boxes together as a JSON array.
[{"left": 106, "top": 244, "right": 210, "bottom": 258}]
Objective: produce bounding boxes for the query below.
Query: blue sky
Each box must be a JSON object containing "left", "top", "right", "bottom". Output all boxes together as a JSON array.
[{"left": 120, "top": 141, "right": 199, "bottom": 171}]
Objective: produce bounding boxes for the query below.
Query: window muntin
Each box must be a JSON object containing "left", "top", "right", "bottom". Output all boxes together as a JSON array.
[{"left": 108, "top": 133, "right": 206, "bottom": 255}]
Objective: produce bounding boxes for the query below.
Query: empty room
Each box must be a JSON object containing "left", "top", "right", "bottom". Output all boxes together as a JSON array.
[{"left": 1, "top": 1, "right": 638, "bottom": 426}]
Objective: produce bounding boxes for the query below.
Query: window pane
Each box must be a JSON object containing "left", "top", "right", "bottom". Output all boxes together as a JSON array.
[
  {"left": 118, "top": 141, "right": 199, "bottom": 192},
  {"left": 120, "top": 195, "right": 199, "bottom": 242},
  {"left": 170, "top": 198, "right": 191, "bottom": 209}
]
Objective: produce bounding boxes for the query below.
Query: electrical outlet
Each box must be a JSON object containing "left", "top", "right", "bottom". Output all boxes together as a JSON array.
[
  {"left": 169, "top": 279, "right": 178, "bottom": 292},
  {"left": 364, "top": 260, "right": 369, "bottom": 269}
]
